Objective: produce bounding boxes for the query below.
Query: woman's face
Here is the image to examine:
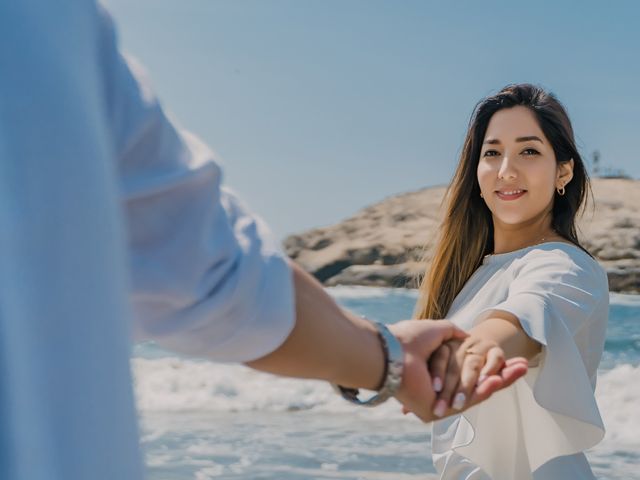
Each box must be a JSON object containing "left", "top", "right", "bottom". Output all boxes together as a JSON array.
[{"left": 477, "top": 106, "right": 571, "bottom": 229}]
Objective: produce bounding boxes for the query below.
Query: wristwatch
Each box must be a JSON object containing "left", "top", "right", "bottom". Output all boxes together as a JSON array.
[{"left": 332, "top": 321, "right": 404, "bottom": 407}]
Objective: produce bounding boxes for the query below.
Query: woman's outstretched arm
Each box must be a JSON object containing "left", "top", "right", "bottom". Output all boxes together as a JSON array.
[{"left": 248, "top": 261, "right": 528, "bottom": 423}]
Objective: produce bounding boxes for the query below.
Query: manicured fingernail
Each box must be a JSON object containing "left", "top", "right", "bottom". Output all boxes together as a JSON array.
[
  {"left": 477, "top": 375, "right": 487, "bottom": 385},
  {"left": 433, "top": 377, "right": 443, "bottom": 392},
  {"left": 452, "top": 392, "right": 466, "bottom": 411},
  {"left": 433, "top": 399, "right": 447, "bottom": 418}
]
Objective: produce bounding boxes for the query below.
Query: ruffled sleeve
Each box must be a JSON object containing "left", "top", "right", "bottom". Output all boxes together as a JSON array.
[{"left": 450, "top": 247, "right": 609, "bottom": 479}]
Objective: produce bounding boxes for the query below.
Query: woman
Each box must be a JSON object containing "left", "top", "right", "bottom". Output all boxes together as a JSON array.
[{"left": 415, "top": 84, "right": 609, "bottom": 479}]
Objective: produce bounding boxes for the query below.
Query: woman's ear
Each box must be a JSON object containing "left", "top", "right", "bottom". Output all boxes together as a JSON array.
[{"left": 557, "top": 158, "right": 574, "bottom": 188}]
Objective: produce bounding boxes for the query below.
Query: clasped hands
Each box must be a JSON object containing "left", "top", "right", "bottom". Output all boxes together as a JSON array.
[{"left": 387, "top": 320, "right": 528, "bottom": 423}]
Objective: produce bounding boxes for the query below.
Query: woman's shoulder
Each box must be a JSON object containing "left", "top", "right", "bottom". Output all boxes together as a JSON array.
[
  {"left": 486, "top": 241, "right": 602, "bottom": 274},
  {"left": 513, "top": 242, "right": 609, "bottom": 290},
  {"left": 518, "top": 241, "right": 601, "bottom": 269}
]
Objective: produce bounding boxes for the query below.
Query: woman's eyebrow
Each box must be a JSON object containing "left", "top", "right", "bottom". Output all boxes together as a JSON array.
[
  {"left": 516, "top": 135, "right": 544, "bottom": 143},
  {"left": 483, "top": 135, "right": 544, "bottom": 145}
]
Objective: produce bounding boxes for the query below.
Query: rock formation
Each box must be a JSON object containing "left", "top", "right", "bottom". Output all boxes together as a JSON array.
[{"left": 284, "top": 178, "right": 640, "bottom": 293}]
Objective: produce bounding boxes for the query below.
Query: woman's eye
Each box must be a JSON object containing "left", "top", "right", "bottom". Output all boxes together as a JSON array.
[
  {"left": 522, "top": 148, "right": 540, "bottom": 156},
  {"left": 483, "top": 150, "right": 500, "bottom": 157}
]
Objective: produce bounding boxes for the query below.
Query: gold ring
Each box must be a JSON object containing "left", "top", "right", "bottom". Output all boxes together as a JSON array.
[{"left": 465, "top": 349, "right": 484, "bottom": 356}]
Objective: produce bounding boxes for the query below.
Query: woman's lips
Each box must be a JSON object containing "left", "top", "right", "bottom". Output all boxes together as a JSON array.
[{"left": 495, "top": 189, "right": 527, "bottom": 201}]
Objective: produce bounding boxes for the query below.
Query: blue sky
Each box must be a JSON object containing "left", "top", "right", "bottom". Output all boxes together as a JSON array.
[{"left": 104, "top": 0, "right": 639, "bottom": 238}]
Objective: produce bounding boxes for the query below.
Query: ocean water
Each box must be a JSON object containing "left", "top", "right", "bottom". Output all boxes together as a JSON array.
[{"left": 133, "top": 287, "right": 640, "bottom": 480}]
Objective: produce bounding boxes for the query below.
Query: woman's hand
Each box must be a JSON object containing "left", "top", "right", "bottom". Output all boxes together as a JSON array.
[{"left": 428, "top": 336, "right": 513, "bottom": 417}]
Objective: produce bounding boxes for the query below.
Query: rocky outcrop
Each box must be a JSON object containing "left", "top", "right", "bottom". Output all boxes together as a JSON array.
[{"left": 284, "top": 178, "right": 640, "bottom": 293}]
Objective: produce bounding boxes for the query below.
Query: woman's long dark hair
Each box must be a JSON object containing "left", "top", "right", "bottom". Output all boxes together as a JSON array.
[{"left": 415, "top": 83, "right": 591, "bottom": 320}]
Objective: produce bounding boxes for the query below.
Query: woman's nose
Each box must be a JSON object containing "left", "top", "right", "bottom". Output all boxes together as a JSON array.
[{"left": 497, "top": 155, "right": 518, "bottom": 180}]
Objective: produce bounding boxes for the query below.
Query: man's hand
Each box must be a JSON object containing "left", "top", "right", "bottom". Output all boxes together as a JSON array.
[{"left": 388, "top": 320, "right": 528, "bottom": 422}]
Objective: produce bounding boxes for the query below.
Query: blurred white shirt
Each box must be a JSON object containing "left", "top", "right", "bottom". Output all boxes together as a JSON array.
[{"left": 0, "top": 2, "right": 294, "bottom": 479}]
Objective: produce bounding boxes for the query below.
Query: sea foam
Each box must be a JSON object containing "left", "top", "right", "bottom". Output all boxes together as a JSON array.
[
  {"left": 132, "top": 356, "right": 640, "bottom": 437},
  {"left": 596, "top": 363, "right": 640, "bottom": 449},
  {"left": 326, "top": 285, "right": 419, "bottom": 300},
  {"left": 133, "top": 356, "right": 405, "bottom": 419}
]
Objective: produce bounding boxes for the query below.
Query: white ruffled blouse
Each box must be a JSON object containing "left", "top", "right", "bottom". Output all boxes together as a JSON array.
[{"left": 432, "top": 242, "right": 609, "bottom": 480}]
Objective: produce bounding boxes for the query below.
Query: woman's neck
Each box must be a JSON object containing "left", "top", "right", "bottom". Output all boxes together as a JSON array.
[{"left": 491, "top": 218, "right": 561, "bottom": 255}]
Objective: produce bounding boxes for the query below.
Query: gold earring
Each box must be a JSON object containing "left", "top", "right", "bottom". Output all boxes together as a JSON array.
[{"left": 557, "top": 185, "right": 565, "bottom": 196}]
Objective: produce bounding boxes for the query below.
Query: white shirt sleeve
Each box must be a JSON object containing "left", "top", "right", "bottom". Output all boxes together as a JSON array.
[
  {"left": 451, "top": 248, "right": 609, "bottom": 479},
  {"left": 98, "top": 6, "right": 295, "bottom": 362}
]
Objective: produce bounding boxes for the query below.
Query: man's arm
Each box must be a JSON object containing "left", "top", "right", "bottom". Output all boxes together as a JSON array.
[{"left": 246, "top": 261, "right": 386, "bottom": 390}]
